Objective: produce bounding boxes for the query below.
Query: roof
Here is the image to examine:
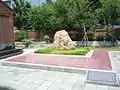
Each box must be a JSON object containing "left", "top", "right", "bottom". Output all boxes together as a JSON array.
[
  {"left": 113, "top": 25, "right": 120, "bottom": 29},
  {"left": 95, "top": 29, "right": 106, "bottom": 32},
  {"left": 0, "top": 0, "right": 13, "bottom": 11}
]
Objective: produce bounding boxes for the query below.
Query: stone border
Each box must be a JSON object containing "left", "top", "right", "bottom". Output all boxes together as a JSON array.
[
  {"left": 0, "top": 50, "right": 94, "bottom": 62},
  {"left": 1, "top": 50, "right": 115, "bottom": 74},
  {"left": 1, "top": 60, "right": 87, "bottom": 74},
  {"left": 0, "top": 50, "right": 94, "bottom": 74},
  {"left": 1, "top": 58, "right": 115, "bottom": 74}
]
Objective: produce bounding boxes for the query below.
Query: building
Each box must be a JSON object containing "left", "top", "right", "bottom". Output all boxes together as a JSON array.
[
  {"left": 113, "top": 25, "right": 120, "bottom": 40},
  {"left": 2, "top": 0, "right": 13, "bottom": 8},
  {"left": 0, "top": 0, "right": 14, "bottom": 50}
]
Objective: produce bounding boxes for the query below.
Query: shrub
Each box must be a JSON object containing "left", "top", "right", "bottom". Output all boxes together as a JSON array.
[
  {"left": 105, "top": 34, "right": 112, "bottom": 41},
  {"left": 44, "top": 35, "right": 51, "bottom": 44},
  {"left": 15, "top": 30, "right": 27, "bottom": 41},
  {"left": 95, "top": 34, "right": 105, "bottom": 41},
  {"left": 22, "top": 39, "right": 32, "bottom": 47}
]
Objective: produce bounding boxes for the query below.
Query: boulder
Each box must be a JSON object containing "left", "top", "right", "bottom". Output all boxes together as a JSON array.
[{"left": 53, "top": 30, "right": 75, "bottom": 49}]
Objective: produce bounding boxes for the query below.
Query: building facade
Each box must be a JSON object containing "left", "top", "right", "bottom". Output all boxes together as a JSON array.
[
  {"left": 2, "top": 0, "right": 13, "bottom": 8},
  {"left": 0, "top": 1, "right": 14, "bottom": 50}
]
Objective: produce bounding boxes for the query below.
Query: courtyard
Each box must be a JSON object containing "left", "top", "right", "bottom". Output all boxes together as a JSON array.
[
  {"left": 0, "top": 47, "right": 120, "bottom": 90},
  {"left": 1, "top": 0, "right": 120, "bottom": 90},
  {"left": 0, "top": 51, "right": 119, "bottom": 90}
]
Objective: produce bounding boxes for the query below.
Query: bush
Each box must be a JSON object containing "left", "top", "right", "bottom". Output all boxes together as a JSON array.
[
  {"left": 105, "top": 34, "right": 112, "bottom": 41},
  {"left": 15, "top": 30, "right": 27, "bottom": 41},
  {"left": 44, "top": 35, "right": 51, "bottom": 44},
  {"left": 95, "top": 34, "right": 105, "bottom": 41},
  {"left": 22, "top": 39, "right": 32, "bottom": 47}
]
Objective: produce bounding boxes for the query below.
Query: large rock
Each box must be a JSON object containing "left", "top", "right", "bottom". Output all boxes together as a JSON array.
[{"left": 53, "top": 30, "right": 75, "bottom": 49}]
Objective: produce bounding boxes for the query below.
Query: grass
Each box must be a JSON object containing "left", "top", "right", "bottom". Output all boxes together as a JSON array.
[{"left": 35, "top": 47, "right": 91, "bottom": 55}]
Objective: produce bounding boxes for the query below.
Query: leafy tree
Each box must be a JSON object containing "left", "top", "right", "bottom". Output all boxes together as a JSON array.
[
  {"left": 13, "top": 0, "right": 31, "bottom": 30},
  {"left": 96, "top": 0, "right": 120, "bottom": 25},
  {"left": 88, "top": 0, "right": 101, "bottom": 11},
  {"left": 95, "top": 0, "right": 120, "bottom": 44},
  {"left": 29, "top": 4, "right": 54, "bottom": 40},
  {"left": 67, "top": 0, "right": 96, "bottom": 44}
]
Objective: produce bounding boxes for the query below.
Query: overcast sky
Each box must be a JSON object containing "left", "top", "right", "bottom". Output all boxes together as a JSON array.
[{"left": 30, "top": 0, "right": 46, "bottom": 6}]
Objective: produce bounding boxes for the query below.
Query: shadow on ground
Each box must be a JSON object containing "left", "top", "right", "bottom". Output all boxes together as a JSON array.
[{"left": 0, "top": 86, "right": 16, "bottom": 90}]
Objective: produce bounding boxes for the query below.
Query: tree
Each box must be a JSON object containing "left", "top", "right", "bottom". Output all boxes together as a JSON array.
[
  {"left": 67, "top": 0, "right": 96, "bottom": 45},
  {"left": 96, "top": 0, "right": 120, "bottom": 44},
  {"left": 29, "top": 4, "right": 54, "bottom": 40},
  {"left": 88, "top": 0, "right": 101, "bottom": 11},
  {"left": 96, "top": 0, "right": 120, "bottom": 25},
  {"left": 13, "top": 0, "right": 31, "bottom": 30}
]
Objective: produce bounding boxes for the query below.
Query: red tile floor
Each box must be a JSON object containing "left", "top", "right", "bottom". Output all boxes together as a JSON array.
[{"left": 6, "top": 50, "right": 112, "bottom": 70}]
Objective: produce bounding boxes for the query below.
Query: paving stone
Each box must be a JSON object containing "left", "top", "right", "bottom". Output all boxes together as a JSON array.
[
  {"left": 10, "top": 69, "right": 32, "bottom": 74},
  {"left": 48, "top": 85, "right": 60, "bottom": 90},
  {"left": 42, "top": 80, "right": 55, "bottom": 87},
  {"left": 60, "top": 84, "right": 73, "bottom": 90},
  {"left": 36, "top": 85, "right": 49, "bottom": 90},
  {"left": 27, "top": 83, "right": 40, "bottom": 90},
  {"left": 21, "top": 71, "right": 42, "bottom": 83},
  {"left": 84, "top": 84, "right": 97, "bottom": 90},
  {"left": 33, "top": 79, "right": 44, "bottom": 85},
  {"left": 97, "top": 85, "right": 109, "bottom": 90},
  {"left": 109, "top": 87, "right": 120, "bottom": 90},
  {"left": 0, "top": 66, "right": 86, "bottom": 90},
  {"left": 38, "top": 71, "right": 57, "bottom": 81},
  {"left": 72, "top": 84, "right": 84, "bottom": 90}
]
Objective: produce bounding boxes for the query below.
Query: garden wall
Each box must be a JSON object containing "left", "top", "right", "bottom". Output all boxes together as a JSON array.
[
  {"left": 27, "top": 31, "right": 39, "bottom": 41},
  {"left": 14, "top": 30, "right": 39, "bottom": 41}
]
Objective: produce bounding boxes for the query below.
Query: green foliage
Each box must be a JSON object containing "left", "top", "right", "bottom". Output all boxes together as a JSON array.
[
  {"left": 44, "top": 35, "right": 51, "bottom": 43},
  {"left": 34, "top": 47, "right": 90, "bottom": 55},
  {"left": 15, "top": 30, "right": 27, "bottom": 41},
  {"left": 22, "top": 39, "right": 32, "bottom": 47},
  {"left": 96, "top": 0, "right": 120, "bottom": 25},
  {"left": 13, "top": 0, "right": 31, "bottom": 30},
  {"left": 28, "top": 0, "right": 96, "bottom": 39},
  {"left": 13, "top": 0, "right": 120, "bottom": 40},
  {"left": 96, "top": 34, "right": 105, "bottom": 41}
]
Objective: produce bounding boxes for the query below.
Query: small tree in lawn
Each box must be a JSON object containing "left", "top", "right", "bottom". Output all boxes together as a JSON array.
[
  {"left": 68, "top": 0, "right": 96, "bottom": 46},
  {"left": 96, "top": 0, "right": 120, "bottom": 45}
]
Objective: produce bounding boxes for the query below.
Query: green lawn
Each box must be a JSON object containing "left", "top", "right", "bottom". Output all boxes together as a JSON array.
[{"left": 35, "top": 47, "right": 91, "bottom": 55}]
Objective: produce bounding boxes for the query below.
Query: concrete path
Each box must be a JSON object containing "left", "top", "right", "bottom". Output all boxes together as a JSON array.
[
  {"left": 0, "top": 66, "right": 119, "bottom": 90},
  {"left": 0, "top": 51, "right": 119, "bottom": 90},
  {"left": 109, "top": 51, "right": 120, "bottom": 74}
]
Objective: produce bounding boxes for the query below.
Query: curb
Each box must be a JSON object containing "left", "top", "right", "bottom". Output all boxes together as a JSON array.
[{"left": 1, "top": 61, "right": 87, "bottom": 74}]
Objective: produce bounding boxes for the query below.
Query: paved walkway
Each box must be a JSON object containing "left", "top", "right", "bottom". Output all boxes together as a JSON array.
[
  {"left": 0, "top": 66, "right": 119, "bottom": 90},
  {"left": 5, "top": 50, "right": 112, "bottom": 70},
  {"left": 88, "top": 50, "right": 112, "bottom": 70},
  {"left": 109, "top": 51, "right": 120, "bottom": 74},
  {"left": 0, "top": 51, "right": 119, "bottom": 90}
]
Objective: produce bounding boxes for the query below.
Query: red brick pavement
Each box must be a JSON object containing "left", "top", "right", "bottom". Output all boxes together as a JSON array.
[{"left": 6, "top": 50, "right": 112, "bottom": 70}]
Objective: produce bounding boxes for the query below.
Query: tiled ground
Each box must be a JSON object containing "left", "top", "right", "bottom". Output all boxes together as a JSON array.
[
  {"left": 109, "top": 51, "right": 120, "bottom": 75},
  {"left": 0, "top": 66, "right": 85, "bottom": 90},
  {"left": 0, "top": 50, "right": 119, "bottom": 90},
  {"left": 0, "top": 66, "right": 119, "bottom": 90},
  {"left": 6, "top": 50, "right": 112, "bottom": 70}
]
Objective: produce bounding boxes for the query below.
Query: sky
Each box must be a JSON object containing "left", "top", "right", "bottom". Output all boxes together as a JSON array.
[{"left": 30, "top": 0, "right": 47, "bottom": 6}]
